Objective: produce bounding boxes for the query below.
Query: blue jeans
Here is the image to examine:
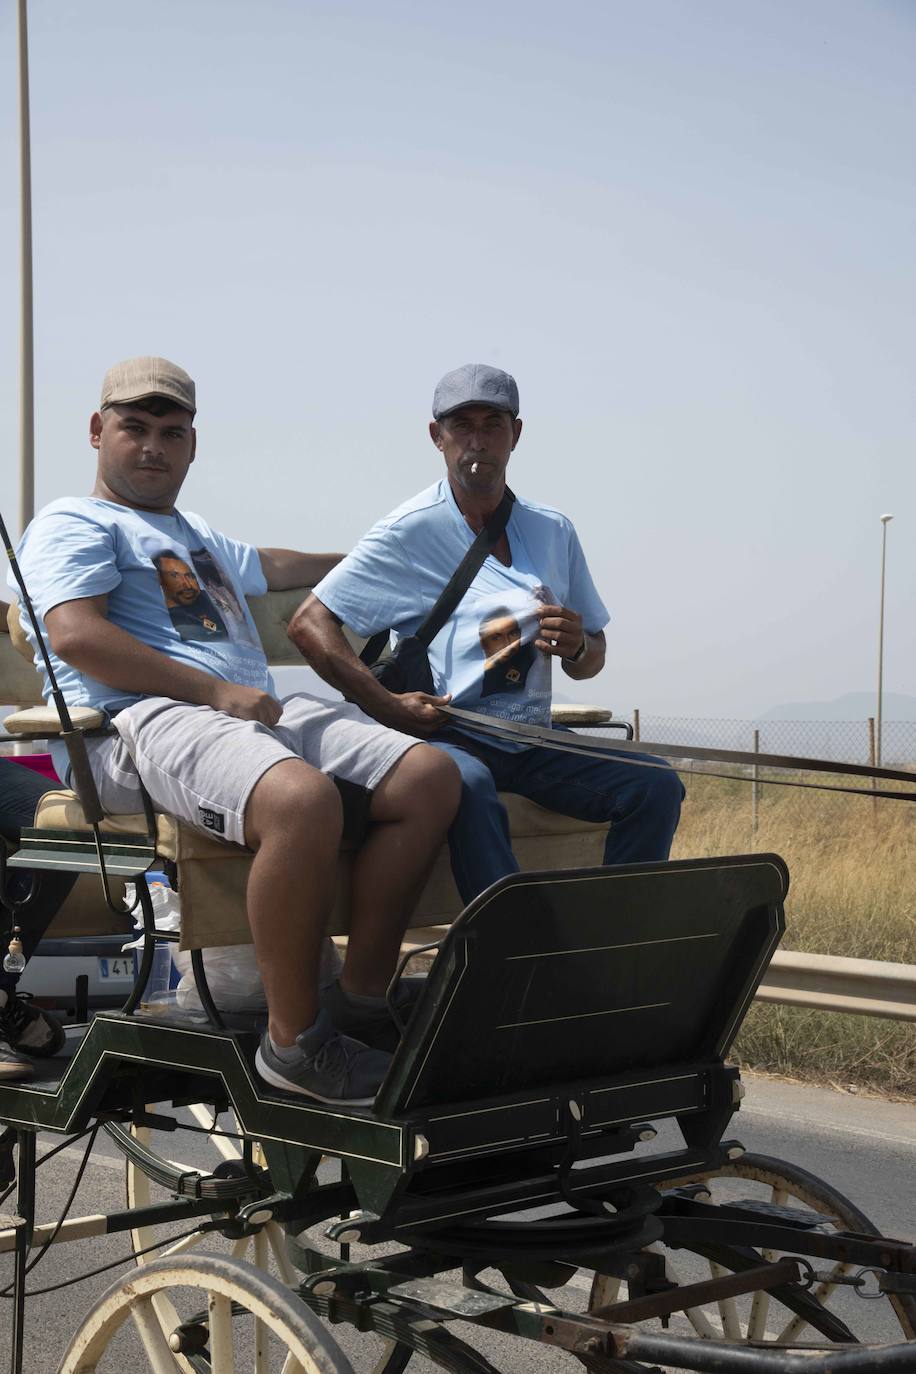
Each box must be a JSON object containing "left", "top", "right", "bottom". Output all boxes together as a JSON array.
[
  {"left": 0, "top": 758, "right": 76, "bottom": 994},
  {"left": 430, "top": 729, "right": 684, "bottom": 904}
]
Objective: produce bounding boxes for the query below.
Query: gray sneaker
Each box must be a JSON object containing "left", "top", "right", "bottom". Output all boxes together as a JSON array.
[
  {"left": 320, "top": 976, "right": 427, "bottom": 1053},
  {"left": 254, "top": 1010, "right": 391, "bottom": 1105},
  {"left": 0, "top": 991, "right": 65, "bottom": 1058}
]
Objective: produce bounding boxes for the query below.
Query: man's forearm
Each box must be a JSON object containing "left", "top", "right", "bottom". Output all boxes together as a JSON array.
[
  {"left": 288, "top": 599, "right": 403, "bottom": 723},
  {"left": 49, "top": 615, "right": 222, "bottom": 707},
  {"left": 258, "top": 548, "right": 343, "bottom": 590}
]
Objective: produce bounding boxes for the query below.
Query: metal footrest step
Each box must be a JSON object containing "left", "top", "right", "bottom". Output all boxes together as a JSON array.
[{"left": 386, "top": 1278, "right": 519, "bottom": 1319}]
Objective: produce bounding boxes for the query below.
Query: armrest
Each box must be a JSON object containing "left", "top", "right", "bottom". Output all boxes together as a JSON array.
[
  {"left": 550, "top": 705, "right": 612, "bottom": 725},
  {"left": 3, "top": 704, "right": 107, "bottom": 737}
]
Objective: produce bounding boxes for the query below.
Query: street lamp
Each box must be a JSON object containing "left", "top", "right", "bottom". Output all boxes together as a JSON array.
[
  {"left": 17, "top": 0, "right": 35, "bottom": 534},
  {"left": 876, "top": 514, "right": 893, "bottom": 767}
]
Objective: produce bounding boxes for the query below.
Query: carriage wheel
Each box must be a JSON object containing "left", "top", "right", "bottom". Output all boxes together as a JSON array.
[
  {"left": 56, "top": 1252, "right": 353, "bottom": 1374},
  {"left": 122, "top": 1105, "right": 299, "bottom": 1373},
  {"left": 124, "top": 1117, "right": 411, "bottom": 1374},
  {"left": 588, "top": 1152, "right": 916, "bottom": 1346}
]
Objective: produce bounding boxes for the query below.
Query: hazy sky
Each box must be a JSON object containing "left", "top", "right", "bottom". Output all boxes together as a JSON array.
[{"left": 1, "top": 0, "right": 913, "bottom": 718}]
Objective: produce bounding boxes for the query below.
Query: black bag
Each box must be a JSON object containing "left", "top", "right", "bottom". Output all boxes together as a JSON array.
[
  {"left": 370, "top": 634, "right": 436, "bottom": 695},
  {"left": 363, "top": 489, "right": 515, "bottom": 696}
]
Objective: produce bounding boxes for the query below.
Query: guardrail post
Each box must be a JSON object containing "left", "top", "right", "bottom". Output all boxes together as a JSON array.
[{"left": 633, "top": 708, "right": 640, "bottom": 743}]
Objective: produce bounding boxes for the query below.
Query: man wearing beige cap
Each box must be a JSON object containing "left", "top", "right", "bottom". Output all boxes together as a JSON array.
[{"left": 11, "top": 357, "right": 460, "bottom": 1103}]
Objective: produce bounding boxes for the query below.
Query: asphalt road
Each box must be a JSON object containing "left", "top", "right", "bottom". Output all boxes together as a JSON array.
[{"left": 1, "top": 1071, "right": 913, "bottom": 1373}]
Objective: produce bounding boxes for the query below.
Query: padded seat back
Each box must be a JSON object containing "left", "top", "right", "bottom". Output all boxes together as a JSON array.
[
  {"left": 33, "top": 789, "right": 607, "bottom": 949},
  {"left": 378, "top": 854, "right": 787, "bottom": 1117}
]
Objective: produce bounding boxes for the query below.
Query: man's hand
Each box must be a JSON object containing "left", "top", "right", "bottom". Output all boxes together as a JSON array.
[
  {"left": 375, "top": 691, "right": 452, "bottom": 738},
  {"left": 208, "top": 681, "right": 283, "bottom": 726},
  {"left": 535, "top": 604, "right": 585, "bottom": 660}
]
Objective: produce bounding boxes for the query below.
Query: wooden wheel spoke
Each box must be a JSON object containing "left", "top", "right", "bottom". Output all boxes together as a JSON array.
[
  {"left": 129, "top": 1294, "right": 182, "bottom": 1372},
  {"left": 161, "top": 1231, "right": 209, "bottom": 1260},
  {"left": 747, "top": 1287, "right": 772, "bottom": 1342},
  {"left": 706, "top": 1260, "right": 741, "bottom": 1339},
  {"left": 682, "top": 1303, "right": 722, "bottom": 1339},
  {"left": 208, "top": 1291, "right": 236, "bottom": 1373},
  {"left": 267, "top": 1223, "right": 299, "bottom": 1287}
]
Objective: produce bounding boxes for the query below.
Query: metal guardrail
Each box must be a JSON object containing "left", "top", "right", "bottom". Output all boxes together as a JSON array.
[
  {"left": 393, "top": 932, "right": 916, "bottom": 1024},
  {"left": 759, "top": 950, "right": 916, "bottom": 1023}
]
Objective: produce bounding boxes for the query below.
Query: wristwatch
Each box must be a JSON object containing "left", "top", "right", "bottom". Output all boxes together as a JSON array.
[{"left": 564, "top": 635, "right": 588, "bottom": 664}]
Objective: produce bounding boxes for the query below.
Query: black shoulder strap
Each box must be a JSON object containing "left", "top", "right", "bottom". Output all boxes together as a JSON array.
[
  {"left": 359, "top": 488, "right": 516, "bottom": 663},
  {"left": 416, "top": 487, "right": 515, "bottom": 648}
]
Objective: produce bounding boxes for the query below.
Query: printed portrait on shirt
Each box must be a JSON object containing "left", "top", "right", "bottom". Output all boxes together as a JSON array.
[
  {"left": 474, "top": 585, "right": 554, "bottom": 700},
  {"left": 154, "top": 551, "right": 228, "bottom": 642}
]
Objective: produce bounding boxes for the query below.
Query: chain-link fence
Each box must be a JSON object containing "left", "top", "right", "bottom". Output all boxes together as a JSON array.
[{"left": 628, "top": 715, "right": 916, "bottom": 767}]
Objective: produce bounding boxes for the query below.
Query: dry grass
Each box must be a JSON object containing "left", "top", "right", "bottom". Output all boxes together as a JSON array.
[{"left": 671, "top": 771, "right": 916, "bottom": 1099}]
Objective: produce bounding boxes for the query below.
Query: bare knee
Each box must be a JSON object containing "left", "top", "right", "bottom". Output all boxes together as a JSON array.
[
  {"left": 413, "top": 745, "right": 462, "bottom": 821},
  {"left": 372, "top": 744, "right": 461, "bottom": 827},
  {"left": 245, "top": 759, "right": 343, "bottom": 852}
]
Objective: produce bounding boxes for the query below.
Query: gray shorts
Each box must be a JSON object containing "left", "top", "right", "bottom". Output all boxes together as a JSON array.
[{"left": 85, "top": 693, "right": 418, "bottom": 846}]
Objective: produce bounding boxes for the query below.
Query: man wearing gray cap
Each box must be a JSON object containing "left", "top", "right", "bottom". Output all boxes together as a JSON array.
[
  {"left": 12, "top": 357, "right": 460, "bottom": 1102},
  {"left": 291, "top": 363, "right": 683, "bottom": 902}
]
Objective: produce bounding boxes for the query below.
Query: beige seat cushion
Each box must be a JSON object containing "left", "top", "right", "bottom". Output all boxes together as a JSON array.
[
  {"left": 550, "top": 705, "right": 612, "bottom": 724},
  {"left": 246, "top": 588, "right": 367, "bottom": 665},
  {"left": 3, "top": 704, "right": 107, "bottom": 736}
]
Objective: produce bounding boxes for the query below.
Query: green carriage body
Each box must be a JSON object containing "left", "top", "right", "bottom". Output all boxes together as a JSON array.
[{"left": 2, "top": 845, "right": 915, "bottom": 1373}]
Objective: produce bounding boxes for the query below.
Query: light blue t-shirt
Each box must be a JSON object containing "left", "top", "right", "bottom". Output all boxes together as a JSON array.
[
  {"left": 314, "top": 481, "right": 609, "bottom": 748},
  {"left": 11, "top": 497, "right": 270, "bottom": 717}
]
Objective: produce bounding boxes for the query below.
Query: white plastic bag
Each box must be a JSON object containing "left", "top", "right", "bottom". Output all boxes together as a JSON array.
[
  {"left": 122, "top": 872, "right": 182, "bottom": 938},
  {"left": 173, "top": 936, "right": 342, "bottom": 1014}
]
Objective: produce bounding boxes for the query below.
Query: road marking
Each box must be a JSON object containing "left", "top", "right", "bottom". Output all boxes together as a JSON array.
[
  {"left": 742, "top": 1104, "right": 916, "bottom": 1151},
  {"left": 41, "top": 1144, "right": 123, "bottom": 1173}
]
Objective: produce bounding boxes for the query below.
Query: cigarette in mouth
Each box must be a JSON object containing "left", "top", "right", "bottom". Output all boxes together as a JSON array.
[{"left": 470, "top": 462, "right": 479, "bottom": 474}]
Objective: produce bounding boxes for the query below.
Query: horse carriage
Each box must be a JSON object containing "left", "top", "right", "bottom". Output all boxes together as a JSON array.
[{"left": 1, "top": 573, "right": 915, "bottom": 1374}]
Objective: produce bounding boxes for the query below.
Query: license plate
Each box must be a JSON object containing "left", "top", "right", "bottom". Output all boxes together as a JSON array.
[{"left": 98, "top": 956, "right": 134, "bottom": 981}]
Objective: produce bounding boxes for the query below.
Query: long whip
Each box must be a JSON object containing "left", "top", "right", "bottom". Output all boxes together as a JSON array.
[
  {"left": 439, "top": 705, "right": 916, "bottom": 803},
  {"left": 1, "top": 509, "right": 103, "bottom": 823}
]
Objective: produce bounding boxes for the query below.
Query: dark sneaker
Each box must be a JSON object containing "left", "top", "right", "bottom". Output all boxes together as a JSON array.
[
  {"left": 254, "top": 1010, "right": 391, "bottom": 1105},
  {"left": 0, "top": 991, "right": 66, "bottom": 1058},
  {"left": 0, "top": 1035, "right": 34, "bottom": 1080},
  {"left": 320, "top": 975, "right": 427, "bottom": 1053}
]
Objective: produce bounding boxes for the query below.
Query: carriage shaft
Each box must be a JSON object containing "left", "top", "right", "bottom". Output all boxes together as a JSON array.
[{"left": 0, "top": 1195, "right": 221, "bottom": 1253}]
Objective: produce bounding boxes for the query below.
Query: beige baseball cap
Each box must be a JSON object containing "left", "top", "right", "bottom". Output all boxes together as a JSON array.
[{"left": 99, "top": 356, "right": 196, "bottom": 414}]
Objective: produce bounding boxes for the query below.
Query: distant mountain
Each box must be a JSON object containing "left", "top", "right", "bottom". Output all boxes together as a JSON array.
[{"left": 761, "top": 691, "right": 916, "bottom": 721}]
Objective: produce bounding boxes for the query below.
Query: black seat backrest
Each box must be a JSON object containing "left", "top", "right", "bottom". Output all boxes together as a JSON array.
[{"left": 377, "top": 853, "right": 786, "bottom": 1118}]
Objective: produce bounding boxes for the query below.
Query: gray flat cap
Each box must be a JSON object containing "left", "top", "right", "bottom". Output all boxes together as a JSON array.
[
  {"left": 100, "top": 356, "right": 196, "bottom": 414},
  {"left": 432, "top": 363, "right": 519, "bottom": 419}
]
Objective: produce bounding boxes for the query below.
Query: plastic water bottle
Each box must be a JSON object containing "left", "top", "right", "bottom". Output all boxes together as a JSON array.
[{"left": 127, "top": 871, "right": 181, "bottom": 1011}]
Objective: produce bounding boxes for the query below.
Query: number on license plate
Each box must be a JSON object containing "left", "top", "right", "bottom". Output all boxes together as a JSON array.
[{"left": 98, "top": 957, "right": 134, "bottom": 981}]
